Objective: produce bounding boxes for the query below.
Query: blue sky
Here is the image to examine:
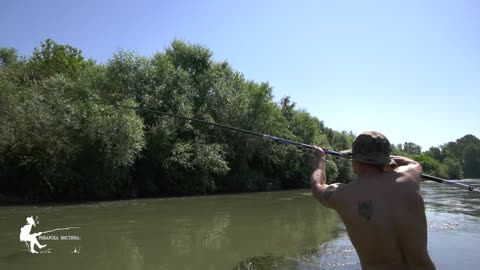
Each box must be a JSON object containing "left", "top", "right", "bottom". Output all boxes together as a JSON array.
[{"left": 1, "top": 0, "right": 479, "bottom": 150}]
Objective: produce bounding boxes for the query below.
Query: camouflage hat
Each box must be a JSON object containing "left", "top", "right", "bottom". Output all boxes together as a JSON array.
[{"left": 340, "top": 131, "right": 391, "bottom": 165}]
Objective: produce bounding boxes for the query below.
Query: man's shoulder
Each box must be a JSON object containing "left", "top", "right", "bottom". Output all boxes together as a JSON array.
[
  {"left": 329, "top": 181, "right": 354, "bottom": 193},
  {"left": 313, "top": 182, "right": 351, "bottom": 208},
  {"left": 393, "top": 171, "right": 422, "bottom": 189},
  {"left": 324, "top": 182, "right": 356, "bottom": 207},
  {"left": 328, "top": 181, "right": 360, "bottom": 198}
]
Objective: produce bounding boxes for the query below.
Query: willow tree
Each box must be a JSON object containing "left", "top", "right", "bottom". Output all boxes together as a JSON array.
[{"left": 0, "top": 40, "right": 145, "bottom": 201}]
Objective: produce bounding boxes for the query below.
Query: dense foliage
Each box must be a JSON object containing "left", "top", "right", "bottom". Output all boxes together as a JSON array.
[
  {"left": 392, "top": 136, "right": 480, "bottom": 180},
  {"left": 0, "top": 40, "right": 478, "bottom": 202}
]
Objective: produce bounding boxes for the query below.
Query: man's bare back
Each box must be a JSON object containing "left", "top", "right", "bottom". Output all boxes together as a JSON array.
[
  {"left": 311, "top": 131, "right": 435, "bottom": 270},
  {"left": 332, "top": 170, "right": 435, "bottom": 270}
]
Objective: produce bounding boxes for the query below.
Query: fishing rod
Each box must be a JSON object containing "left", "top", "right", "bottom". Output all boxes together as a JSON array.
[
  {"left": 325, "top": 150, "right": 477, "bottom": 192},
  {"left": 40, "top": 227, "right": 80, "bottom": 235},
  {"left": 421, "top": 174, "right": 477, "bottom": 192},
  {"left": 107, "top": 103, "right": 477, "bottom": 192},
  {"left": 107, "top": 102, "right": 338, "bottom": 155}
]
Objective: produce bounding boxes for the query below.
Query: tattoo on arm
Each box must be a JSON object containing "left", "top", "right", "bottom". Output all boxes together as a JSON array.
[{"left": 357, "top": 200, "right": 374, "bottom": 221}]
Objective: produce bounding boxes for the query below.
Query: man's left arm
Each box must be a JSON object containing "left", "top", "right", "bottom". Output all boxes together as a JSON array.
[{"left": 311, "top": 146, "right": 344, "bottom": 208}]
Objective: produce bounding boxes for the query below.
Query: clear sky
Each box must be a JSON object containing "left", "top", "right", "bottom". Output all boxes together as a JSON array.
[{"left": 1, "top": 0, "right": 479, "bottom": 150}]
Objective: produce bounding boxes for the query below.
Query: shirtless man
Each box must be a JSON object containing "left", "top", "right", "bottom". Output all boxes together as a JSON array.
[{"left": 311, "top": 131, "right": 435, "bottom": 270}]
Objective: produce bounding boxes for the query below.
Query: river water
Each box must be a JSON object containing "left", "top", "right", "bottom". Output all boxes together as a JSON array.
[{"left": 0, "top": 180, "right": 479, "bottom": 270}]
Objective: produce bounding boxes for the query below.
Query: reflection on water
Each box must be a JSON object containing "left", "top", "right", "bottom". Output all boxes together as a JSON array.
[
  {"left": 0, "top": 180, "right": 479, "bottom": 270},
  {"left": 0, "top": 191, "right": 339, "bottom": 270}
]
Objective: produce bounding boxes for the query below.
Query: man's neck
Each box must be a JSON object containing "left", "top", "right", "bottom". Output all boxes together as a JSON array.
[{"left": 355, "top": 168, "right": 384, "bottom": 180}]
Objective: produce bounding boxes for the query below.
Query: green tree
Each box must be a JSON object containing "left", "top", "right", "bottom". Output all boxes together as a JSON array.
[
  {"left": 104, "top": 50, "right": 156, "bottom": 105},
  {"left": 402, "top": 142, "right": 422, "bottom": 155},
  {"left": 0, "top": 48, "right": 19, "bottom": 68},
  {"left": 5, "top": 38, "right": 476, "bottom": 202},
  {"left": 413, "top": 154, "right": 448, "bottom": 178},
  {"left": 424, "top": 146, "right": 444, "bottom": 161},
  {"left": 113, "top": 41, "right": 239, "bottom": 196},
  {"left": 453, "top": 135, "right": 480, "bottom": 158},
  {"left": 280, "top": 96, "right": 296, "bottom": 121},
  {"left": 326, "top": 160, "right": 339, "bottom": 183},
  {"left": 463, "top": 144, "right": 480, "bottom": 178},
  {"left": 30, "top": 39, "right": 87, "bottom": 79},
  {"left": 0, "top": 40, "right": 145, "bottom": 201},
  {"left": 443, "top": 157, "right": 463, "bottom": 179}
]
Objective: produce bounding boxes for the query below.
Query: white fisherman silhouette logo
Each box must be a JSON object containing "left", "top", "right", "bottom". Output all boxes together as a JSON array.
[
  {"left": 19, "top": 216, "right": 80, "bottom": 254},
  {"left": 19, "top": 217, "right": 46, "bottom": 253}
]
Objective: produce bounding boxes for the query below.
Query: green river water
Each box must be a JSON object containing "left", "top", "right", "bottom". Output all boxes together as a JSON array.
[{"left": 1, "top": 180, "right": 479, "bottom": 270}]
